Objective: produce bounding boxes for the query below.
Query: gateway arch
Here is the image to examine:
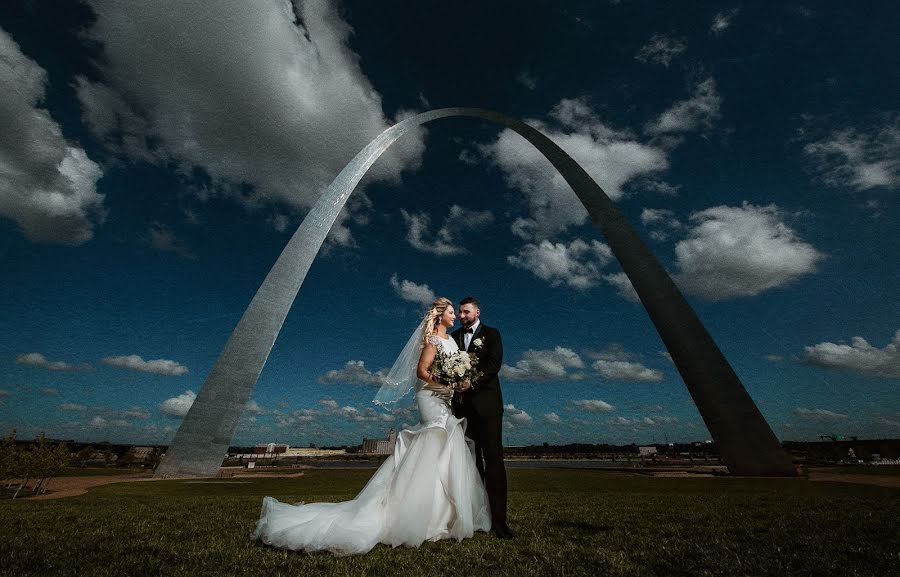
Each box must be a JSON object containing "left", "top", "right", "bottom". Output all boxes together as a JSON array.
[{"left": 155, "top": 108, "right": 795, "bottom": 478}]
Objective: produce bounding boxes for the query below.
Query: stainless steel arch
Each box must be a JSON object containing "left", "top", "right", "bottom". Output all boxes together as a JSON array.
[{"left": 155, "top": 108, "right": 795, "bottom": 478}]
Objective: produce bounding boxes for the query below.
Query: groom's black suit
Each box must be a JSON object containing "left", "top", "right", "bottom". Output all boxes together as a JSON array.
[{"left": 451, "top": 322, "right": 509, "bottom": 532}]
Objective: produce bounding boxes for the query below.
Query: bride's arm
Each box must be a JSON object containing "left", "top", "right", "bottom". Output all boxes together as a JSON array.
[{"left": 417, "top": 343, "right": 452, "bottom": 398}]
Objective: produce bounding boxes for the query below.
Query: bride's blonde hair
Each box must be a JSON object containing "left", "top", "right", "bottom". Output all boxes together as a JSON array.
[{"left": 421, "top": 297, "right": 453, "bottom": 346}]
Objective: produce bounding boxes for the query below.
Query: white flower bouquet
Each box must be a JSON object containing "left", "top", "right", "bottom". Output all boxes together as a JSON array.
[{"left": 431, "top": 350, "right": 482, "bottom": 391}]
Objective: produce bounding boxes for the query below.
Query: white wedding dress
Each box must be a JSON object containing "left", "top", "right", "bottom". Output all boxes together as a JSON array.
[{"left": 252, "top": 335, "right": 491, "bottom": 555}]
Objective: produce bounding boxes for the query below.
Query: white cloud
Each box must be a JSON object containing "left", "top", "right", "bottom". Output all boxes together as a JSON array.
[
  {"left": 609, "top": 415, "right": 678, "bottom": 426},
  {"left": 0, "top": 29, "right": 105, "bottom": 245},
  {"left": 801, "top": 330, "right": 900, "bottom": 378},
  {"left": 338, "top": 405, "right": 394, "bottom": 423},
  {"left": 673, "top": 203, "right": 825, "bottom": 301},
  {"left": 89, "top": 416, "right": 108, "bottom": 428},
  {"left": 646, "top": 78, "right": 721, "bottom": 135},
  {"left": 480, "top": 98, "right": 668, "bottom": 240},
  {"left": 501, "top": 347, "right": 585, "bottom": 381},
  {"left": 60, "top": 403, "right": 87, "bottom": 412},
  {"left": 640, "top": 207, "right": 682, "bottom": 241},
  {"left": 635, "top": 34, "right": 687, "bottom": 67},
  {"left": 102, "top": 355, "right": 188, "bottom": 376},
  {"left": 389, "top": 274, "right": 436, "bottom": 306},
  {"left": 245, "top": 399, "right": 265, "bottom": 415},
  {"left": 603, "top": 272, "right": 640, "bottom": 303},
  {"left": 159, "top": 390, "right": 196, "bottom": 418},
  {"left": 319, "top": 398, "right": 340, "bottom": 411},
  {"left": 711, "top": 9, "right": 740, "bottom": 36},
  {"left": 401, "top": 205, "right": 495, "bottom": 256},
  {"left": 794, "top": 407, "right": 849, "bottom": 421},
  {"left": 148, "top": 223, "right": 196, "bottom": 259},
  {"left": 765, "top": 355, "right": 784, "bottom": 363},
  {"left": 504, "top": 404, "right": 533, "bottom": 425},
  {"left": 40, "top": 388, "right": 60, "bottom": 396},
  {"left": 118, "top": 407, "right": 151, "bottom": 420},
  {"left": 318, "top": 360, "right": 387, "bottom": 385},
  {"left": 516, "top": 71, "right": 537, "bottom": 90},
  {"left": 593, "top": 359, "right": 664, "bottom": 382},
  {"left": 77, "top": 0, "right": 425, "bottom": 243},
  {"left": 802, "top": 115, "right": 900, "bottom": 191},
  {"left": 543, "top": 412, "right": 561, "bottom": 424},
  {"left": 15, "top": 353, "right": 90, "bottom": 372},
  {"left": 508, "top": 239, "right": 613, "bottom": 290},
  {"left": 570, "top": 399, "right": 616, "bottom": 413}
]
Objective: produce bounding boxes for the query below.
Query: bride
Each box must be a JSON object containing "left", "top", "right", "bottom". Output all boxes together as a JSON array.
[{"left": 251, "top": 297, "right": 491, "bottom": 555}]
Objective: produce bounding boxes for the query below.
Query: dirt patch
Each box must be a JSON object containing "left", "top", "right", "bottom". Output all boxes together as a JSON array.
[{"left": 15, "top": 474, "right": 154, "bottom": 501}]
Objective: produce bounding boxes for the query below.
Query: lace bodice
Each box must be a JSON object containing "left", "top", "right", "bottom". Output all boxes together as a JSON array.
[{"left": 428, "top": 335, "right": 459, "bottom": 355}]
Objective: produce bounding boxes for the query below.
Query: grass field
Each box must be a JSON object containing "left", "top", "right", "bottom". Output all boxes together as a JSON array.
[{"left": 3, "top": 469, "right": 898, "bottom": 577}]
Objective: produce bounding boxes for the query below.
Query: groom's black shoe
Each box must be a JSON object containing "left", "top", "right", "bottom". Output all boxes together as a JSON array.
[{"left": 491, "top": 525, "right": 514, "bottom": 539}]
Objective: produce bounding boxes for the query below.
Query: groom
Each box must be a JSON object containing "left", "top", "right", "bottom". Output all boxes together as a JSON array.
[{"left": 451, "top": 297, "right": 513, "bottom": 539}]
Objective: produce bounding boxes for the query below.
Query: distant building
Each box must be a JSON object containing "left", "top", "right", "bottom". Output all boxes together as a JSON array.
[
  {"left": 638, "top": 446, "right": 658, "bottom": 457},
  {"left": 129, "top": 446, "right": 155, "bottom": 461},
  {"left": 253, "top": 443, "right": 289, "bottom": 455},
  {"left": 361, "top": 429, "right": 397, "bottom": 455}
]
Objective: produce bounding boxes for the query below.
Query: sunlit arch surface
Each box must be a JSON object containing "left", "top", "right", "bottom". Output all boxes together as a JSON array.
[{"left": 154, "top": 108, "right": 795, "bottom": 478}]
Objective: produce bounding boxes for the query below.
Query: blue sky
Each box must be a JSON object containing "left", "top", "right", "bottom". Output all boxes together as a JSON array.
[{"left": 0, "top": 1, "right": 897, "bottom": 447}]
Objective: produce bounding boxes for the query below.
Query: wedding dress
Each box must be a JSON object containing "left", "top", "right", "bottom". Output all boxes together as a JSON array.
[{"left": 252, "top": 335, "right": 491, "bottom": 555}]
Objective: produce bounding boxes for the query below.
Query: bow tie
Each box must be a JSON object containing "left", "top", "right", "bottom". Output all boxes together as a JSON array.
[{"left": 464, "top": 328, "right": 474, "bottom": 334}]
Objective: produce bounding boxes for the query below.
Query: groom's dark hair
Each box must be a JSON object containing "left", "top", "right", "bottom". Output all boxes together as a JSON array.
[{"left": 459, "top": 296, "right": 480, "bottom": 308}]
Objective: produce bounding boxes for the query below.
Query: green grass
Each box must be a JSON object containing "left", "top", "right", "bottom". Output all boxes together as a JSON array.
[{"left": 3, "top": 469, "right": 898, "bottom": 577}]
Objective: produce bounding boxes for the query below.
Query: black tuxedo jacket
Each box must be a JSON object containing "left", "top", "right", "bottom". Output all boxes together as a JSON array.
[{"left": 451, "top": 322, "right": 504, "bottom": 417}]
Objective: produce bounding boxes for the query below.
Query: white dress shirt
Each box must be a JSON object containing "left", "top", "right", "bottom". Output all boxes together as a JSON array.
[{"left": 463, "top": 320, "right": 481, "bottom": 351}]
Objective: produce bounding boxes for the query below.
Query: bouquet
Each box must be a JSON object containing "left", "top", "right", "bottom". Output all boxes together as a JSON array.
[{"left": 431, "top": 350, "right": 482, "bottom": 392}]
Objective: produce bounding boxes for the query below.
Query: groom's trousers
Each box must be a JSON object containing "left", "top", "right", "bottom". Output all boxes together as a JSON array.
[{"left": 465, "top": 413, "right": 508, "bottom": 529}]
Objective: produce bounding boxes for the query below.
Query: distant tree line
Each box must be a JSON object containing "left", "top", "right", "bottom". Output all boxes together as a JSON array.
[{"left": 1, "top": 433, "right": 70, "bottom": 499}]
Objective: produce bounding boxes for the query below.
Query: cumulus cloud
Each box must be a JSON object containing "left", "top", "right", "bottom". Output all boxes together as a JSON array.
[
  {"left": 102, "top": 355, "right": 188, "bottom": 376},
  {"left": 801, "top": 330, "right": 900, "bottom": 378},
  {"left": 516, "top": 70, "right": 537, "bottom": 90},
  {"left": 570, "top": 399, "right": 616, "bottom": 413},
  {"left": 543, "top": 412, "right": 561, "bottom": 424},
  {"left": 508, "top": 239, "right": 614, "bottom": 290},
  {"left": 245, "top": 399, "right": 265, "bottom": 415},
  {"left": 338, "top": 405, "right": 394, "bottom": 423},
  {"left": 15, "top": 353, "right": 90, "bottom": 372},
  {"left": 635, "top": 34, "right": 687, "bottom": 67},
  {"left": 318, "top": 360, "right": 387, "bottom": 385},
  {"left": 319, "top": 398, "right": 340, "bottom": 411},
  {"left": 77, "top": 0, "right": 426, "bottom": 243},
  {"left": 673, "top": 203, "right": 825, "bottom": 300},
  {"left": 593, "top": 359, "right": 664, "bottom": 382},
  {"left": 501, "top": 347, "right": 585, "bottom": 381},
  {"left": 504, "top": 404, "right": 533, "bottom": 425},
  {"left": 603, "top": 272, "right": 640, "bottom": 303},
  {"left": 794, "top": 407, "right": 849, "bottom": 421},
  {"left": 400, "top": 205, "right": 495, "bottom": 256},
  {"left": 159, "top": 390, "right": 196, "bottom": 418},
  {"left": 480, "top": 98, "right": 668, "bottom": 240},
  {"left": 711, "top": 9, "right": 740, "bottom": 36},
  {"left": 0, "top": 29, "right": 105, "bottom": 245},
  {"left": 641, "top": 207, "right": 682, "bottom": 241},
  {"left": 389, "top": 274, "right": 436, "bottom": 306},
  {"left": 801, "top": 114, "right": 900, "bottom": 191},
  {"left": 646, "top": 78, "right": 721, "bottom": 135},
  {"left": 89, "top": 416, "right": 108, "bottom": 428},
  {"left": 609, "top": 415, "right": 678, "bottom": 426},
  {"left": 40, "top": 388, "right": 60, "bottom": 396},
  {"left": 148, "top": 223, "right": 196, "bottom": 259},
  {"left": 60, "top": 403, "right": 87, "bottom": 412}
]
